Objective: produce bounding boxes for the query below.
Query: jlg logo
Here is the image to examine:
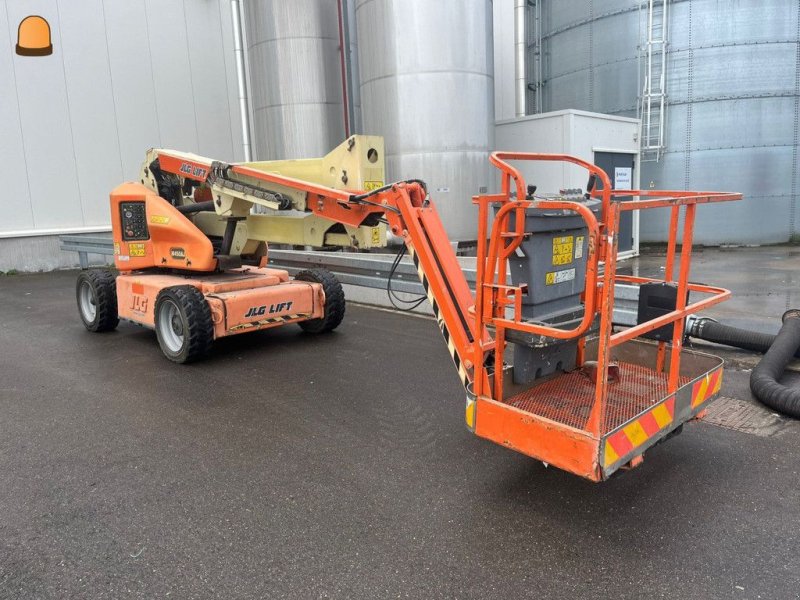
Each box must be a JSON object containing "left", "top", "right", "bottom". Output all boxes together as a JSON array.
[
  {"left": 130, "top": 294, "right": 148, "bottom": 313},
  {"left": 245, "top": 301, "right": 293, "bottom": 319},
  {"left": 179, "top": 163, "right": 208, "bottom": 179}
]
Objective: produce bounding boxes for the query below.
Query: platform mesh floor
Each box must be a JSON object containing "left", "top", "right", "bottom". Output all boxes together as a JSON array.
[{"left": 503, "top": 362, "right": 690, "bottom": 434}]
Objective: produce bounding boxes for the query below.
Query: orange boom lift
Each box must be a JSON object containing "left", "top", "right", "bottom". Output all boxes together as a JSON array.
[{"left": 75, "top": 137, "right": 740, "bottom": 481}]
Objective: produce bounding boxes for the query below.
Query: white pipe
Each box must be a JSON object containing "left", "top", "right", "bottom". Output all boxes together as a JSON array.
[
  {"left": 534, "top": 0, "right": 542, "bottom": 113},
  {"left": 659, "top": 0, "right": 669, "bottom": 155},
  {"left": 514, "top": 0, "right": 526, "bottom": 118},
  {"left": 231, "top": 0, "right": 252, "bottom": 162},
  {"left": 0, "top": 225, "right": 111, "bottom": 239}
]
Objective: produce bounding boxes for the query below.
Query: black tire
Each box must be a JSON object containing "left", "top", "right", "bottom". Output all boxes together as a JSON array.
[
  {"left": 154, "top": 286, "right": 214, "bottom": 364},
  {"left": 76, "top": 269, "right": 119, "bottom": 332},
  {"left": 295, "top": 268, "right": 345, "bottom": 333}
]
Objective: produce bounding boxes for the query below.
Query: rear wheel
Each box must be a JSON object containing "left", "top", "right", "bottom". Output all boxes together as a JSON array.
[
  {"left": 154, "top": 286, "right": 213, "bottom": 363},
  {"left": 295, "top": 268, "right": 345, "bottom": 333},
  {"left": 76, "top": 270, "right": 119, "bottom": 332}
]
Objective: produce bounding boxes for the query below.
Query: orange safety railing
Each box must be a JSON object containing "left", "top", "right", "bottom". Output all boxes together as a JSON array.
[{"left": 473, "top": 152, "right": 742, "bottom": 437}]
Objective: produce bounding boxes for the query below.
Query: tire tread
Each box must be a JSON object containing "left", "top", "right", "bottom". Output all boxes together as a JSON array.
[
  {"left": 76, "top": 269, "right": 119, "bottom": 332},
  {"left": 295, "top": 269, "right": 345, "bottom": 333},
  {"left": 155, "top": 285, "right": 214, "bottom": 363}
]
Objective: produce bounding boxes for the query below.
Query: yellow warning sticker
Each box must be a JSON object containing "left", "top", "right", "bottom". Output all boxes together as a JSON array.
[
  {"left": 150, "top": 215, "right": 170, "bottom": 225},
  {"left": 371, "top": 227, "right": 381, "bottom": 246},
  {"left": 465, "top": 398, "right": 476, "bottom": 429},
  {"left": 552, "top": 235, "right": 574, "bottom": 266},
  {"left": 575, "top": 236, "right": 585, "bottom": 259},
  {"left": 545, "top": 268, "right": 576, "bottom": 286},
  {"left": 113, "top": 242, "right": 120, "bottom": 256},
  {"left": 364, "top": 180, "right": 384, "bottom": 191},
  {"left": 129, "top": 243, "right": 146, "bottom": 257}
]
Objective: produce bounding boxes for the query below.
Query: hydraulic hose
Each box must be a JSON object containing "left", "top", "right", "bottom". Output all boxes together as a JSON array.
[
  {"left": 749, "top": 310, "right": 800, "bottom": 418},
  {"left": 686, "top": 317, "right": 800, "bottom": 359},
  {"left": 176, "top": 201, "right": 215, "bottom": 214}
]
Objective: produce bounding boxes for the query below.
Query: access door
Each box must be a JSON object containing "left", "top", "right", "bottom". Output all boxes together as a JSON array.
[{"left": 594, "top": 152, "right": 637, "bottom": 255}]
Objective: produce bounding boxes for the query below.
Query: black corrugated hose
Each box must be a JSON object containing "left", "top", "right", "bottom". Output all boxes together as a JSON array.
[
  {"left": 748, "top": 310, "right": 800, "bottom": 419},
  {"left": 686, "top": 317, "right": 800, "bottom": 359}
]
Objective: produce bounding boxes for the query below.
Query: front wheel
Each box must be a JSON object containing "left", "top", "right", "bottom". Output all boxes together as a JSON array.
[
  {"left": 76, "top": 270, "right": 119, "bottom": 332},
  {"left": 154, "top": 286, "right": 214, "bottom": 363},
  {"left": 295, "top": 268, "right": 345, "bottom": 333}
]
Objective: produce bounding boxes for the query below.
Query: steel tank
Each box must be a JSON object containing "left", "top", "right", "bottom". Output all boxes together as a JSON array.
[
  {"left": 355, "top": 0, "right": 495, "bottom": 241},
  {"left": 532, "top": 0, "right": 800, "bottom": 245},
  {"left": 244, "top": 0, "right": 346, "bottom": 159}
]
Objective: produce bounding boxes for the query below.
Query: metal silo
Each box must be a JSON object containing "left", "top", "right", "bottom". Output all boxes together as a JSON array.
[
  {"left": 244, "top": 0, "right": 347, "bottom": 159},
  {"left": 529, "top": 0, "right": 800, "bottom": 245},
  {"left": 356, "top": 0, "right": 495, "bottom": 241}
]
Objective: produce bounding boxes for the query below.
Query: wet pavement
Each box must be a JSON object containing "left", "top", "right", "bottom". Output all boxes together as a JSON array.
[
  {"left": 626, "top": 244, "right": 800, "bottom": 333},
  {"left": 1, "top": 249, "right": 799, "bottom": 599}
]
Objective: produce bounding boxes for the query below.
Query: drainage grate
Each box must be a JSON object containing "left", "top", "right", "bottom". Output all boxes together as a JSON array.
[{"left": 701, "top": 396, "right": 787, "bottom": 437}]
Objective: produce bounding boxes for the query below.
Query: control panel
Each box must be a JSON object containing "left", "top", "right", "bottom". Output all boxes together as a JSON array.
[{"left": 120, "top": 202, "right": 149, "bottom": 241}]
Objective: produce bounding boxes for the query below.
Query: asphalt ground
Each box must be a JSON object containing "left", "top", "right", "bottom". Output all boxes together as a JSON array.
[{"left": 1, "top": 269, "right": 799, "bottom": 599}]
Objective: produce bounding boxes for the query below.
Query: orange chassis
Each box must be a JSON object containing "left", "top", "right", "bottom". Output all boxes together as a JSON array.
[
  {"left": 115, "top": 268, "right": 324, "bottom": 338},
  {"left": 95, "top": 149, "right": 740, "bottom": 481},
  {"left": 110, "top": 182, "right": 325, "bottom": 340}
]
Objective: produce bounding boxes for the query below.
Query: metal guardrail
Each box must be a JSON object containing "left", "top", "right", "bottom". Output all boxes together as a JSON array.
[
  {"left": 58, "top": 235, "right": 640, "bottom": 325},
  {"left": 267, "top": 250, "right": 640, "bottom": 326},
  {"left": 59, "top": 234, "right": 115, "bottom": 269}
]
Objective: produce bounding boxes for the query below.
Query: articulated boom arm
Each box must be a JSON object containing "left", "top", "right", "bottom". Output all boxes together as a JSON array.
[
  {"left": 375, "top": 182, "right": 486, "bottom": 389},
  {"left": 139, "top": 139, "right": 484, "bottom": 388},
  {"left": 121, "top": 138, "right": 745, "bottom": 481},
  {"left": 142, "top": 136, "right": 390, "bottom": 251}
]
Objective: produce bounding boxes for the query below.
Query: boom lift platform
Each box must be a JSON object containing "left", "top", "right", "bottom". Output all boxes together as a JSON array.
[{"left": 75, "top": 136, "right": 741, "bottom": 481}]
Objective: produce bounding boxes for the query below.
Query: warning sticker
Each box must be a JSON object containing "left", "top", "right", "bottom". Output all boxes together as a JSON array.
[
  {"left": 552, "top": 235, "right": 574, "bottom": 266},
  {"left": 545, "top": 268, "right": 576, "bottom": 286},
  {"left": 364, "top": 180, "right": 384, "bottom": 191},
  {"left": 575, "top": 236, "right": 585, "bottom": 259},
  {"left": 113, "top": 242, "right": 120, "bottom": 256},
  {"left": 129, "top": 243, "right": 146, "bottom": 257},
  {"left": 150, "top": 215, "right": 170, "bottom": 225},
  {"left": 371, "top": 227, "right": 381, "bottom": 246}
]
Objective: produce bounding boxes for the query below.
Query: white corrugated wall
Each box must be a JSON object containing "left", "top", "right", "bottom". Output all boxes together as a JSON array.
[{"left": 0, "top": 0, "right": 243, "bottom": 270}]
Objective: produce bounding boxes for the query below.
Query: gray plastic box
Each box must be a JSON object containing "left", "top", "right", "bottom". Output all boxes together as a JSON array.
[{"left": 501, "top": 199, "right": 601, "bottom": 383}]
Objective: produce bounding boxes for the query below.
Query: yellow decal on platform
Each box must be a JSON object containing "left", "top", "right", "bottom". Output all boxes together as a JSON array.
[
  {"left": 371, "top": 227, "right": 381, "bottom": 246},
  {"left": 465, "top": 399, "right": 476, "bottom": 429},
  {"left": 364, "top": 180, "right": 384, "bottom": 191},
  {"left": 623, "top": 420, "right": 649, "bottom": 447},
  {"left": 604, "top": 396, "right": 676, "bottom": 468},
  {"left": 552, "top": 235, "right": 574, "bottom": 266},
  {"left": 150, "top": 215, "right": 170, "bottom": 225},
  {"left": 651, "top": 403, "right": 672, "bottom": 429},
  {"left": 129, "top": 243, "right": 146, "bottom": 257},
  {"left": 691, "top": 369, "right": 723, "bottom": 408},
  {"left": 604, "top": 442, "right": 619, "bottom": 466}
]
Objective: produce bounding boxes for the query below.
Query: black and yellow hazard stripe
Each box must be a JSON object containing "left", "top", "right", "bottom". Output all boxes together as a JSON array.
[
  {"left": 229, "top": 313, "right": 312, "bottom": 332},
  {"left": 407, "top": 246, "right": 471, "bottom": 389}
]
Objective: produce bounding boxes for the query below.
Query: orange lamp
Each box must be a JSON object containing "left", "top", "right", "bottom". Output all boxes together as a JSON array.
[{"left": 16, "top": 15, "right": 53, "bottom": 57}]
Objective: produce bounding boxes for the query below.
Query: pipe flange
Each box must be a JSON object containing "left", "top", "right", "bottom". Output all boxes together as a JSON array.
[
  {"left": 686, "top": 315, "right": 716, "bottom": 337},
  {"left": 782, "top": 309, "right": 800, "bottom": 322}
]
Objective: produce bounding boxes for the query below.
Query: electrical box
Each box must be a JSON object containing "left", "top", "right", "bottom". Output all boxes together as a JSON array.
[{"left": 495, "top": 109, "right": 641, "bottom": 258}]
